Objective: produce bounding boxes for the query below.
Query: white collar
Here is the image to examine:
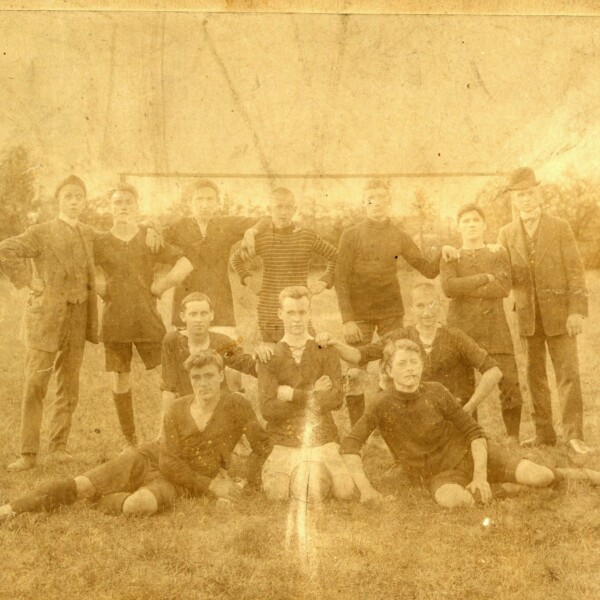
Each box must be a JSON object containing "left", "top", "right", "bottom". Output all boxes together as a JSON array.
[
  {"left": 59, "top": 213, "right": 78, "bottom": 228},
  {"left": 282, "top": 332, "right": 312, "bottom": 348}
]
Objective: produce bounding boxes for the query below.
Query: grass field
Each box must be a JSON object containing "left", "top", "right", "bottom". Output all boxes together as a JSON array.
[{"left": 1, "top": 269, "right": 600, "bottom": 600}]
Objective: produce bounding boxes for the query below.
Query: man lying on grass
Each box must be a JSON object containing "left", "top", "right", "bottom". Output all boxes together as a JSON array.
[
  {"left": 0, "top": 350, "right": 272, "bottom": 521},
  {"left": 341, "top": 338, "right": 600, "bottom": 508}
]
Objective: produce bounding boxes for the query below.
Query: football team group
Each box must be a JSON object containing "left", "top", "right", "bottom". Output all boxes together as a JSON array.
[{"left": 1, "top": 166, "right": 599, "bottom": 521}]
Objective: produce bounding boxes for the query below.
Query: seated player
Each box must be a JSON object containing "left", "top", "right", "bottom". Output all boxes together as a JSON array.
[
  {"left": 94, "top": 182, "right": 194, "bottom": 445},
  {"left": 317, "top": 282, "right": 502, "bottom": 419},
  {"left": 161, "top": 292, "right": 272, "bottom": 408},
  {"left": 230, "top": 187, "right": 338, "bottom": 342},
  {"left": 341, "top": 339, "right": 600, "bottom": 508},
  {"left": 258, "top": 286, "right": 356, "bottom": 502},
  {"left": 440, "top": 203, "right": 523, "bottom": 441},
  {"left": 0, "top": 350, "right": 272, "bottom": 521}
]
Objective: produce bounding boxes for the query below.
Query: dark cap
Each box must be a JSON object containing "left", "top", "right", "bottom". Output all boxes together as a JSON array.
[
  {"left": 54, "top": 175, "right": 87, "bottom": 199},
  {"left": 505, "top": 167, "right": 540, "bottom": 192}
]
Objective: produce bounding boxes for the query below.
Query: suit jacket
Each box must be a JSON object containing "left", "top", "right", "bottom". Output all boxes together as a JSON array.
[
  {"left": 0, "top": 218, "right": 99, "bottom": 352},
  {"left": 497, "top": 213, "right": 587, "bottom": 337}
]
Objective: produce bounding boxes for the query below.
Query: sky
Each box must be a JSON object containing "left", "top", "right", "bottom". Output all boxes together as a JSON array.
[{"left": 0, "top": 12, "right": 599, "bottom": 216}]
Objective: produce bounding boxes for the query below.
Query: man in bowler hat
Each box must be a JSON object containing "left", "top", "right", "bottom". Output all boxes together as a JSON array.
[{"left": 498, "top": 167, "right": 592, "bottom": 454}]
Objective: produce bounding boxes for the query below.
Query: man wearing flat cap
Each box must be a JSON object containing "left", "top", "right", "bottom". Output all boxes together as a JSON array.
[
  {"left": 0, "top": 176, "right": 97, "bottom": 471},
  {"left": 498, "top": 167, "right": 592, "bottom": 455}
]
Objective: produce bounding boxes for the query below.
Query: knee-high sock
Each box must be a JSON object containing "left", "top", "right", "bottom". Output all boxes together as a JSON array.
[
  {"left": 553, "top": 468, "right": 600, "bottom": 485},
  {"left": 346, "top": 394, "right": 365, "bottom": 427},
  {"left": 95, "top": 492, "right": 130, "bottom": 515},
  {"left": 502, "top": 405, "right": 522, "bottom": 438},
  {"left": 113, "top": 390, "right": 136, "bottom": 443},
  {"left": 11, "top": 478, "right": 78, "bottom": 514}
]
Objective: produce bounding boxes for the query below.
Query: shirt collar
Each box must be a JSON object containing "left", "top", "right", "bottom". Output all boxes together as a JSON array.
[
  {"left": 365, "top": 217, "right": 390, "bottom": 229},
  {"left": 58, "top": 213, "right": 79, "bottom": 228},
  {"left": 519, "top": 207, "right": 542, "bottom": 224},
  {"left": 281, "top": 332, "right": 312, "bottom": 348}
]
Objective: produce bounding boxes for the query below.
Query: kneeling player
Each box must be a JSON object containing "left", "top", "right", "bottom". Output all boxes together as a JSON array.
[
  {"left": 0, "top": 350, "right": 272, "bottom": 521},
  {"left": 341, "top": 338, "right": 600, "bottom": 508},
  {"left": 258, "top": 286, "right": 356, "bottom": 502}
]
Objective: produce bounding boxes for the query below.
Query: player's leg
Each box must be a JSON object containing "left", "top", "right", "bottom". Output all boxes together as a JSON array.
[
  {"left": 514, "top": 460, "right": 555, "bottom": 487},
  {"left": 430, "top": 457, "right": 475, "bottom": 508},
  {"left": 345, "top": 321, "right": 376, "bottom": 426},
  {"left": 106, "top": 343, "right": 136, "bottom": 445},
  {"left": 319, "top": 442, "right": 357, "bottom": 500},
  {"left": 134, "top": 340, "right": 164, "bottom": 439},
  {"left": 262, "top": 445, "right": 298, "bottom": 501},
  {"left": 434, "top": 484, "right": 475, "bottom": 508},
  {"left": 493, "top": 353, "right": 523, "bottom": 441}
]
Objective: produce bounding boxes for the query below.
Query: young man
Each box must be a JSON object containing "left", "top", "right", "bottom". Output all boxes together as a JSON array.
[
  {"left": 498, "top": 168, "right": 591, "bottom": 454},
  {"left": 0, "top": 176, "right": 97, "bottom": 471},
  {"left": 0, "top": 350, "right": 272, "bottom": 521},
  {"left": 0, "top": 176, "right": 163, "bottom": 471},
  {"left": 94, "top": 183, "right": 194, "bottom": 445},
  {"left": 230, "top": 188, "right": 338, "bottom": 343},
  {"left": 161, "top": 292, "right": 272, "bottom": 407},
  {"left": 317, "top": 282, "right": 502, "bottom": 423},
  {"left": 164, "top": 178, "right": 268, "bottom": 331},
  {"left": 340, "top": 339, "right": 600, "bottom": 508},
  {"left": 165, "top": 179, "right": 271, "bottom": 392},
  {"left": 258, "top": 286, "right": 355, "bottom": 502},
  {"left": 440, "top": 204, "right": 523, "bottom": 440},
  {"left": 334, "top": 179, "right": 460, "bottom": 424}
]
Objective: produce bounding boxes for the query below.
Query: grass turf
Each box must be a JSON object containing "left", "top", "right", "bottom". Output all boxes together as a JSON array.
[{"left": 1, "top": 268, "right": 600, "bottom": 599}]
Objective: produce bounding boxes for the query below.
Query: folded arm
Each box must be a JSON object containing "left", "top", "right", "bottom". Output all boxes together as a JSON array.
[{"left": 258, "top": 359, "right": 308, "bottom": 421}]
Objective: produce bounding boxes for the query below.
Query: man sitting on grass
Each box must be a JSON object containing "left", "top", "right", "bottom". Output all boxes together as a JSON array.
[
  {"left": 341, "top": 338, "right": 600, "bottom": 508},
  {"left": 161, "top": 292, "right": 272, "bottom": 409},
  {"left": 0, "top": 350, "right": 272, "bottom": 521},
  {"left": 317, "top": 282, "right": 502, "bottom": 419},
  {"left": 258, "top": 286, "right": 356, "bottom": 502}
]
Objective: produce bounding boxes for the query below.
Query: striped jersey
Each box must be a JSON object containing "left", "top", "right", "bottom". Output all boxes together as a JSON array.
[{"left": 230, "top": 224, "right": 338, "bottom": 328}]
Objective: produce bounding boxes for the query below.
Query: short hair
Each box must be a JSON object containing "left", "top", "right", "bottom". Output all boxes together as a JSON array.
[
  {"left": 182, "top": 179, "right": 220, "bottom": 203},
  {"left": 54, "top": 175, "right": 87, "bottom": 200},
  {"left": 108, "top": 182, "right": 139, "bottom": 203},
  {"left": 271, "top": 187, "right": 296, "bottom": 203},
  {"left": 184, "top": 350, "right": 224, "bottom": 373},
  {"left": 382, "top": 338, "right": 423, "bottom": 372},
  {"left": 410, "top": 281, "right": 438, "bottom": 300},
  {"left": 456, "top": 203, "right": 485, "bottom": 223},
  {"left": 179, "top": 292, "right": 214, "bottom": 313},
  {"left": 279, "top": 285, "right": 311, "bottom": 307},
  {"left": 363, "top": 178, "right": 390, "bottom": 193}
]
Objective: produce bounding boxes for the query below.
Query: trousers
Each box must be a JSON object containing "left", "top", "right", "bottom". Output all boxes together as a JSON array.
[{"left": 20, "top": 301, "right": 88, "bottom": 455}]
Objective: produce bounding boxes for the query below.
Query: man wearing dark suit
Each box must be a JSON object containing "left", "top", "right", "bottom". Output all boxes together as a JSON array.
[
  {"left": 0, "top": 176, "right": 98, "bottom": 471},
  {"left": 498, "top": 167, "right": 591, "bottom": 455}
]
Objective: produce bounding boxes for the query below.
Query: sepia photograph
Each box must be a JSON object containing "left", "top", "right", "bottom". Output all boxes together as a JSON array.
[{"left": 1, "top": 2, "right": 600, "bottom": 598}]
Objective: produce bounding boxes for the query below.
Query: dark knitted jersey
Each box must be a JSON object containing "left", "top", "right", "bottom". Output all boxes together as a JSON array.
[
  {"left": 335, "top": 218, "right": 440, "bottom": 323},
  {"left": 341, "top": 382, "right": 485, "bottom": 479}
]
